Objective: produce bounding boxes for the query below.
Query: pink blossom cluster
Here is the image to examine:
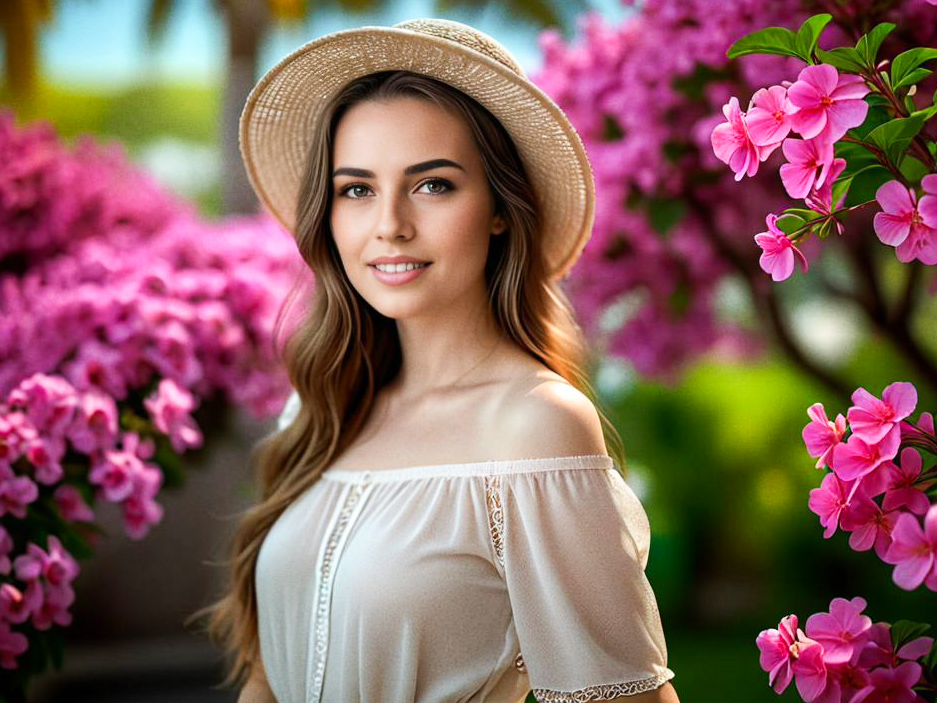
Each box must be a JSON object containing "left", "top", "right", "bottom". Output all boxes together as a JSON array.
[
  {"left": 0, "top": 373, "right": 206, "bottom": 538},
  {"left": 0, "top": 110, "right": 183, "bottom": 270},
  {"left": 873, "top": 176, "right": 937, "bottom": 265},
  {"left": 531, "top": 0, "right": 815, "bottom": 379},
  {"left": 804, "top": 381, "right": 937, "bottom": 591},
  {"left": 0, "top": 532, "right": 79, "bottom": 668},
  {"left": 711, "top": 63, "right": 877, "bottom": 280},
  {"left": 0, "top": 371, "right": 206, "bottom": 668},
  {"left": 757, "top": 596, "right": 933, "bottom": 703}
]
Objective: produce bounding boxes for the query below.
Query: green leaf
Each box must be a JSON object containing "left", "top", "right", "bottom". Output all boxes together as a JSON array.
[
  {"left": 775, "top": 214, "right": 806, "bottom": 234},
  {"left": 835, "top": 140, "right": 881, "bottom": 176},
  {"left": 843, "top": 165, "right": 892, "bottom": 207},
  {"left": 816, "top": 47, "right": 865, "bottom": 72},
  {"left": 891, "top": 620, "right": 932, "bottom": 650},
  {"left": 866, "top": 113, "right": 927, "bottom": 165},
  {"left": 897, "top": 67, "right": 932, "bottom": 90},
  {"left": 855, "top": 22, "right": 895, "bottom": 66},
  {"left": 924, "top": 638, "right": 937, "bottom": 673},
  {"left": 900, "top": 156, "right": 929, "bottom": 183},
  {"left": 727, "top": 26, "right": 802, "bottom": 61},
  {"left": 784, "top": 207, "right": 823, "bottom": 221},
  {"left": 795, "top": 14, "right": 832, "bottom": 62},
  {"left": 647, "top": 197, "right": 685, "bottom": 235},
  {"left": 848, "top": 104, "right": 891, "bottom": 139},
  {"left": 830, "top": 177, "right": 852, "bottom": 207},
  {"left": 890, "top": 47, "right": 937, "bottom": 89},
  {"left": 815, "top": 217, "right": 833, "bottom": 239}
]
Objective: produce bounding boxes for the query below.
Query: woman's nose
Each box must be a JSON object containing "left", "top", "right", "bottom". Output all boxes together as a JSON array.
[{"left": 374, "top": 191, "right": 413, "bottom": 241}]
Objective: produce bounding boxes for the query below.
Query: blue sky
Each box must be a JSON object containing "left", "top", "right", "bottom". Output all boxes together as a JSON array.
[{"left": 24, "top": 0, "right": 628, "bottom": 88}]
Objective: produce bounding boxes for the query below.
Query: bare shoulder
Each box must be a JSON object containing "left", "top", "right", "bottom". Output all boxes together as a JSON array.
[{"left": 491, "top": 366, "right": 608, "bottom": 459}]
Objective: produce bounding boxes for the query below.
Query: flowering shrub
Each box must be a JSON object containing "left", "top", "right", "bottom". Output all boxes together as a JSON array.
[
  {"left": 711, "top": 12, "right": 937, "bottom": 277},
  {"left": 757, "top": 597, "right": 936, "bottom": 702},
  {"left": 709, "top": 9, "right": 937, "bottom": 702},
  {"left": 0, "top": 110, "right": 306, "bottom": 696},
  {"left": 533, "top": 0, "right": 936, "bottom": 390}
]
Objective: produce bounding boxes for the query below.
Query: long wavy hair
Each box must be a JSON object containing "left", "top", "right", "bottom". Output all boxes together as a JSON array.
[{"left": 191, "top": 69, "right": 626, "bottom": 691}]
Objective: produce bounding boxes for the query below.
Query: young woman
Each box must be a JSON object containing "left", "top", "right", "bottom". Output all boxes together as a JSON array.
[{"left": 197, "top": 18, "right": 679, "bottom": 703}]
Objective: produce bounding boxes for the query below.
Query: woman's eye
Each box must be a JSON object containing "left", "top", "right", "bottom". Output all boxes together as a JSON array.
[
  {"left": 339, "top": 184, "right": 371, "bottom": 198},
  {"left": 418, "top": 178, "right": 452, "bottom": 194}
]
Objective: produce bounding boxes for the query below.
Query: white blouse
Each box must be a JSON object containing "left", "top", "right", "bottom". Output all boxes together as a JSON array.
[{"left": 256, "top": 392, "right": 675, "bottom": 703}]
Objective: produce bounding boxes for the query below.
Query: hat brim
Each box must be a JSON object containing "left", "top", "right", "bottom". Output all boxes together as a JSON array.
[{"left": 239, "top": 24, "right": 595, "bottom": 279}]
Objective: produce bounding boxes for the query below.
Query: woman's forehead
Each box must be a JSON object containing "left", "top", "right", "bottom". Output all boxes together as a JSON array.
[{"left": 332, "top": 97, "right": 479, "bottom": 168}]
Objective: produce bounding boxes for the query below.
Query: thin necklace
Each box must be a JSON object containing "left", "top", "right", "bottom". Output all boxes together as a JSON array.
[{"left": 440, "top": 335, "right": 503, "bottom": 391}]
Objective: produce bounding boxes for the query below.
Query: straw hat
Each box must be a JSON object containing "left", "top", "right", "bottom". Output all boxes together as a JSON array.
[{"left": 239, "top": 17, "right": 595, "bottom": 280}]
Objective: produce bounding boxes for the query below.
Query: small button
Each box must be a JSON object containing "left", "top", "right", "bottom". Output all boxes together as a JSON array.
[
  {"left": 514, "top": 653, "right": 525, "bottom": 671},
  {"left": 361, "top": 471, "right": 373, "bottom": 484}
]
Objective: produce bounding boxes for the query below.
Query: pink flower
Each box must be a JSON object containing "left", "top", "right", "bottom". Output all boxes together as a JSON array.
[
  {"left": 809, "top": 472, "right": 854, "bottom": 538},
  {"left": 779, "top": 137, "right": 836, "bottom": 199},
  {"left": 840, "top": 496, "right": 898, "bottom": 559},
  {"left": 831, "top": 424, "right": 900, "bottom": 500},
  {"left": 52, "top": 483, "right": 95, "bottom": 522},
  {"left": 882, "top": 448, "right": 930, "bottom": 516},
  {"left": 746, "top": 85, "right": 796, "bottom": 146},
  {"left": 882, "top": 504, "right": 937, "bottom": 591},
  {"left": 30, "top": 581, "right": 74, "bottom": 630},
  {"left": 23, "top": 435, "right": 65, "bottom": 485},
  {"left": 0, "top": 525, "right": 12, "bottom": 574},
  {"left": 787, "top": 64, "right": 870, "bottom": 143},
  {"left": 874, "top": 179, "right": 937, "bottom": 264},
  {"left": 756, "top": 614, "right": 801, "bottom": 694},
  {"left": 6, "top": 374, "right": 78, "bottom": 436},
  {"left": 802, "top": 402, "right": 846, "bottom": 469},
  {"left": 42, "top": 535, "right": 78, "bottom": 588},
  {"left": 754, "top": 213, "right": 809, "bottom": 281},
  {"left": 144, "top": 378, "right": 202, "bottom": 453},
  {"left": 805, "top": 157, "right": 847, "bottom": 224},
  {"left": 851, "top": 661, "right": 922, "bottom": 703},
  {"left": 88, "top": 449, "right": 137, "bottom": 503},
  {"left": 823, "top": 661, "right": 870, "bottom": 703},
  {"left": 0, "top": 620, "right": 28, "bottom": 669},
  {"left": 0, "top": 583, "right": 40, "bottom": 624},
  {"left": 66, "top": 390, "right": 119, "bottom": 455},
  {"left": 847, "top": 382, "right": 917, "bottom": 444},
  {"left": 804, "top": 597, "right": 872, "bottom": 665},
  {"left": 859, "top": 622, "right": 933, "bottom": 668},
  {"left": 792, "top": 639, "right": 829, "bottom": 702},
  {"left": 0, "top": 471, "right": 38, "bottom": 519},
  {"left": 711, "top": 97, "right": 778, "bottom": 181}
]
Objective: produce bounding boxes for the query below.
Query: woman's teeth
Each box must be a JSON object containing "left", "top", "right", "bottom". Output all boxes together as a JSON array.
[{"left": 373, "top": 262, "right": 429, "bottom": 272}]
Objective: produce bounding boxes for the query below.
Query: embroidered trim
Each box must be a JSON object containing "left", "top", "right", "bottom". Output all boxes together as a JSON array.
[
  {"left": 532, "top": 673, "right": 671, "bottom": 702},
  {"left": 484, "top": 474, "right": 504, "bottom": 569},
  {"left": 309, "top": 479, "right": 372, "bottom": 703}
]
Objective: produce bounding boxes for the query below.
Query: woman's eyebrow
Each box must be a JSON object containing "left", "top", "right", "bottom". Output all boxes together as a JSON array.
[{"left": 332, "top": 158, "right": 465, "bottom": 178}]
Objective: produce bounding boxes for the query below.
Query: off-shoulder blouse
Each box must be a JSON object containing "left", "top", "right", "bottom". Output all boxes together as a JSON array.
[{"left": 255, "top": 393, "right": 675, "bottom": 703}]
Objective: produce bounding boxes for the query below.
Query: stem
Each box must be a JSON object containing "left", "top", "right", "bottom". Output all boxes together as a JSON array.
[
  {"left": 865, "top": 70, "right": 937, "bottom": 172},
  {"left": 686, "top": 193, "right": 852, "bottom": 400}
]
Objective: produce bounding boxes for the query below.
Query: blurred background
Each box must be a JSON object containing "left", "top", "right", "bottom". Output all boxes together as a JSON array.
[{"left": 1, "top": 0, "right": 936, "bottom": 702}]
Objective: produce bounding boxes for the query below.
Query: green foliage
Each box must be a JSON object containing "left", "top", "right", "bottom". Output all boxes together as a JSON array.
[
  {"left": 890, "top": 47, "right": 937, "bottom": 89},
  {"left": 726, "top": 13, "right": 831, "bottom": 63},
  {"left": 816, "top": 46, "right": 864, "bottom": 72},
  {"left": 647, "top": 197, "right": 685, "bottom": 235},
  {"left": 890, "top": 620, "right": 931, "bottom": 649},
  {"left": 856, "top": 22, "right": 895, "bottom": 66},
  {"left": 843, "top": 165, "right": 891, "bottom": 207},
  {"left": 865, "top": 112, "right": 926, "bottom": 167},
  {"left": 775, "top": 213, "right": 805, "bottom": 234}
]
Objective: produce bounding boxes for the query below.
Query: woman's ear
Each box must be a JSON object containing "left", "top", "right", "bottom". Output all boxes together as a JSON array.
[{"left": 491, "top": 215, "right": 507, "bottom": 235}]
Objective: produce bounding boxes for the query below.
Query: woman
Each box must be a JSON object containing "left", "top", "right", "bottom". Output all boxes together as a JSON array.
[{"left": 197, "top": 18, "right": 679, "bottom": 703}]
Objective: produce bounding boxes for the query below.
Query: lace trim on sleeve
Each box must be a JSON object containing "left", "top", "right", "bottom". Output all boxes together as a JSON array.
[
  {"left": 484, "top": 474, "right": 504, "bottom": 570},
  {"left": 531, "top": 673, "right": 671, "bottom": 702}
]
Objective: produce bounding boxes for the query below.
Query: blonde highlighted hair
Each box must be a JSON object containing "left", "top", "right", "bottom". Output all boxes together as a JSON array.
[{"left": 189, "top": 69, "right": 625, "bottom": 691}]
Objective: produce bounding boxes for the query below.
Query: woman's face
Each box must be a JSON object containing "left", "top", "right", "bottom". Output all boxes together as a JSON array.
[{"left": 329, "top": 96, "right": 506, "bottom": 320}]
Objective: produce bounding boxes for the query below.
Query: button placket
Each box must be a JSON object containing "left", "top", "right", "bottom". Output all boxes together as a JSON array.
[{"left": 308, "top": 480, "right": 373, "bottom": 703}]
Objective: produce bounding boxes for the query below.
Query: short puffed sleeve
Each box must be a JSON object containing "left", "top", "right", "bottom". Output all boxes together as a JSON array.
[
  {"left": 276, "top": 389, "right": 300, "bottom": 432},
  {"left": 498, "top": 463, "right": 675, "bottom": 701}
]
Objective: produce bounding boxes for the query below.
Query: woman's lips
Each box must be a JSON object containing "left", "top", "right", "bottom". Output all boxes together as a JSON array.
[{"left": 369, "top": 263, "right": 432, "bottom": 286}]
